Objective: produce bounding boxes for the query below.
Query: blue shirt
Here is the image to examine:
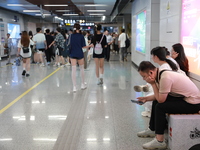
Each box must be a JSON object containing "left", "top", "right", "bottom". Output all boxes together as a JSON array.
[{"left": 70, "top": 33, "right": 86, "bottom": 58}]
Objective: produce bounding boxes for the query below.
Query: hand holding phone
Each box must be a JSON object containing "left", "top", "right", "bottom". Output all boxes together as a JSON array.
[{"left": 131, "top": 100, "right": 144, "bottom": 105}]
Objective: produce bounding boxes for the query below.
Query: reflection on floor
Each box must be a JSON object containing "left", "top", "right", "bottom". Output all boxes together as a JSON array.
[{"left": 0, "top": 54, "right": 159, "bottom": 150}]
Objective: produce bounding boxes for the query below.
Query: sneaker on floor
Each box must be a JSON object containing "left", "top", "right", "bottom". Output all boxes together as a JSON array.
[
  {"left": 141, "top": 111, "right": 151, "bottom": 118},
  {"left": 100, "top": 78, "right": 103, "bottom": 84},
  {"left": 26, "top": 74, "right": 30, "bottom": 77},
  {"left": 73, "top": 86, "right": 77, "bottom": 92},
  {"left": 81, "top": 83, "right": 87, "bottom": 90},
  {"left": 97, "top": 81, "right": 101, "bottom": 85},
  {"left": 65, "top": 62, "right": 71, "bottom": 66},
  {"left": 142, "top": 138, "right": 167, "bottom": 150},
  {"left": 60, "top": 65, "right": 65, "bottom": 67},
  {"left": 40, "top": 64, "right": 45, "bottom": 67},
  {"left": 22, "top": 70, "right": 26, "bottom": 76},
  {"left": 134, "top": 85, "right": 143, "bottom": 92},
  {"left": 137, "top": 128, "right": 155, "bottom": 138}
]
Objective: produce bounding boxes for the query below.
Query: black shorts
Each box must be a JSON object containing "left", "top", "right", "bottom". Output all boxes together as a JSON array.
[{"left": 70, "top": 57, "right": 83, "bottom": 60}]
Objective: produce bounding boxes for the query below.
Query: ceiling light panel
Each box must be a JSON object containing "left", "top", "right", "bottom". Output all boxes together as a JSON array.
[
  {"left": 84, "top": 4, "right": 107, "bottom": 7},
  {"left": 63, "top": 14, "right": 79, "bottom": 16},
  {"left": 56, "top": 10, "right": 70, "bottom": 12},
  {"left": 23, "top": 10, "right": 40, "bottom": 12},
  {"left": 87, "top": 10, "right": 106, "bottom": 12},
  {"left": 89, "top": 14, "right": 104, "bottom": 16},
  {"left": 44, "top": 5, "right": 68, "bottom": 7}
]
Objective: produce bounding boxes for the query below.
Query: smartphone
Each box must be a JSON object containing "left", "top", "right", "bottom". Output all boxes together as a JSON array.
[{"left": 131, "top": 100, "right": 144, "bottom": 105}]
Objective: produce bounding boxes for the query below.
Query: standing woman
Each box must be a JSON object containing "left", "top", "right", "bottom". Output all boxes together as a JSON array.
[
  {"left": 171, "top": 43, "right": 189, "bottom": 75},
  {"left": 91, "top": 24, "right": 107, "bottom": 85},
  {"left": 17, "top": 31, "right": 34, "bottom": 77},
  {"left": 70, "top": 23, "right": 92, "bottom": 92}
]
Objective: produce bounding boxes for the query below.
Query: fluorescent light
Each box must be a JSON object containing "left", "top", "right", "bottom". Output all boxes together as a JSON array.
[
  {"left": 63, "top": 14, "right": 78, "bottom": 16},
  {"left": 103, "top": 138, "right": 110, "bottom": 141},
  {"left": 44, "top": 4, "right": 68, "bottom": 6},
  {"left": 35, "top": 14, "right": 51, "bottom": 16},
  {"left": 89, "top": 14, "right": 104, "bottom": 16},
  {"left": 85, "top": 4, "right": 107, "bottom": 7},
  {"left": 56, "top": 10, "right": 70, "bottom": 12},
  {"left": 87, "top": 10, "right": 106, "bottom": 12},
  {"left": 7, "top": 4, "right": 24, "bottom": 6},
  {"left": 102, "top": 16, "right": 106, "bottom": 20},
  {"left": 23, "top": 10, "right": 40, "bottom": 12}
]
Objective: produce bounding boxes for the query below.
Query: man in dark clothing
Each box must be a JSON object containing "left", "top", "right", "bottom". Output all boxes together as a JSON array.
[{"left": 45, "top": 29, "right": 54, "bottom": 65}]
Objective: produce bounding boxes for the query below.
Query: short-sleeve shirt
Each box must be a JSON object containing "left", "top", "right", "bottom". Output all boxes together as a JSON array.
[
  {"left": 118, "top": 33, "right": 126, "bottom": 48},
  {"left": 159, "top": 71, "right": 200, "bottom": 104},
  {"left": 33, "top": 33, "right": 46, "bottom": 49},
  {"left": 69, "top": 33, "right": 86, "bottom": 59},
  {"left": 55, "top": 33, "right": 65, "bottom": 49},
  {"left": 18, "top": 39, "right": 34, "bottom": 58}
]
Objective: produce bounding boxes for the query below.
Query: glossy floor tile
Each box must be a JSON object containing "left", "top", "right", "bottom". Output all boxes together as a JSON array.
[{"left": 0, "top": 54, "right": 160, "bottom": 150}]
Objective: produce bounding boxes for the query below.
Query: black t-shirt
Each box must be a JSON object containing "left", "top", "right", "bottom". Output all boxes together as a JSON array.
[{"left": 45, "top": 34, "right": 54, "bottom": 46}]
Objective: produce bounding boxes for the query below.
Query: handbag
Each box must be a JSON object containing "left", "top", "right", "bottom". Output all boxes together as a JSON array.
[{"left": 22, "top": 47, "right": 30, "bottom": 53}]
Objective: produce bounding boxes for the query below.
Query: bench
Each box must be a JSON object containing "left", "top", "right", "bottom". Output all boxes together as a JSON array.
[{"left": 168, "top": 114, "right": 200, "bottom": 150}]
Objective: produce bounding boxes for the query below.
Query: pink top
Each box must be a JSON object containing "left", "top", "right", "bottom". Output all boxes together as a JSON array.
[{"left": 159, "top": 71, "right": 200, "bottom": 104}]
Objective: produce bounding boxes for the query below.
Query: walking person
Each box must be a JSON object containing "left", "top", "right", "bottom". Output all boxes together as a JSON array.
[
  {"left": 45, "top": 29, "right": 54, "bottom": 65},
  {"left": 118, "top": 29, "right": 128, "bottom": 62},
  {"left": 17, "top": 31, "right": 34, "bottom": 77},
  {"left": 91, "top": 24, "right": 107, "bottom": 85},
  {"left": 49, "top": 27, "right": 65, "bottom": 67},
  {"left": 33, "top": 28, "right": 47, "bottom": 66},
  {"left": 4, "top": 33, "right": 13, "bottom": 65},
  {"left": 104, "top": 30, "right": 113, "bottom": 62},
  {"left": 69, "top": 23, "right": 93, "bottom": 92}
]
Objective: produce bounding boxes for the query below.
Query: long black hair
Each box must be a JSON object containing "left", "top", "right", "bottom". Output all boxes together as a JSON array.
[
  {"left": 151, "top": 46, "right": 178, "bottom": 71},
  {"left": 93, "top": 24, "right": 102, "bottom": 45},
  {"left": 172, "top": 43, "right": 189, "bottom": 75}
]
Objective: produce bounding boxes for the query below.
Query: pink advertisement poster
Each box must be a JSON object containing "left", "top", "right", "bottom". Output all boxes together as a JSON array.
[{"left": 181, "top": 0, "right": 200, "bottom": 75}]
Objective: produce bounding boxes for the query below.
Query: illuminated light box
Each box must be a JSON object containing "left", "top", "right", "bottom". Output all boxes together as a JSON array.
[
  {"left": 7, "top": 23, "right": 20, "bottom": 38},
  {"left": 136, "top": 10, "right": 146, "bottom": 53},
  {"left": 181, "top": 0, "right": 200, "bottom": 75}
]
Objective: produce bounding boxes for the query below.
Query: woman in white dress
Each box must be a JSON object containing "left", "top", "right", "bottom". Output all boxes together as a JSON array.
[{"left": 17, "top": 31, "right": 34, "bottom": 77}]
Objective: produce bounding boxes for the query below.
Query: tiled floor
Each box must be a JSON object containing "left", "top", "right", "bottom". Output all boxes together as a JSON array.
[{"left": 0, "top": 54, "right": 159, "bottom": 150}]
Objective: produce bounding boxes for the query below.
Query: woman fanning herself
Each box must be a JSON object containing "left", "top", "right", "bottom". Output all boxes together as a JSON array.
[
  {"left": 17, "top": 31, "right": 34, "bottom": 77},
  {"left": 91, "top": 24, "right": 107, "bottom": 85},
  {"left": 69, "top": 23, "right": 93, "bottom": 92},
  {"left": 171, "top": 43, "right": 189, "bottom": 75}
]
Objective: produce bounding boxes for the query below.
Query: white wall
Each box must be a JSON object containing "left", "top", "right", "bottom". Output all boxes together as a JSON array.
[
  {"left": 159, "top": 0, "right": 182, "bottom": 50},
  {"left": 131, "top": 0, "right": 160, "bottom": 66}
]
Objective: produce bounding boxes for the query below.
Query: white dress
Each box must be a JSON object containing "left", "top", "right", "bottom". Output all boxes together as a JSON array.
[{"left": 18, "top": 39, "right": 34, "bottom": 58}]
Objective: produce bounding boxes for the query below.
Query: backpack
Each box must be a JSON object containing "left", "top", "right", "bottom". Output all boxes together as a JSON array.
[
  {"left": 125, "top": 34, "right": 130, "bottom": 48},
  {"left": 94, "top": 35, "right": 104, "bottom": 54}
]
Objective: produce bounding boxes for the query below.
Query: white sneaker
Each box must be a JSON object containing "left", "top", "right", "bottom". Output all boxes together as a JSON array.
[
  {"left": 60, "top": 65, "right": 65, "bottom": 67},
  {"left": 40, "top": 63, "right": 45, "bottom": 67},
  {"left": 65, "top": 62, "right": 71, "bottom": 66},
  {"left": 137, "top": 128, "right": 155, "bottom": 138},
  {"left": 81, "top": 83, "right": 87, "bottom": 90},
  {"left": 73, "top": 86, "right": 77, "bottom": 92},
  {"left": 142, "top": 138, "right": 167, "bottom": 150},
  {"left": 141, "top": 111, "right": 151, "bottom": 118}
]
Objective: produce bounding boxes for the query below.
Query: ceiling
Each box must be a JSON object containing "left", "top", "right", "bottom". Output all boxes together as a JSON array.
[{"left": 0, "top": 0, "right": 127, "bottom": 23}]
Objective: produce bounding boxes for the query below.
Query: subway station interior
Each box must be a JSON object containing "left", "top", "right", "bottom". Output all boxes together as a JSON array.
[{"left": 0, "top": 0, "right": 200, "bottom": 150}]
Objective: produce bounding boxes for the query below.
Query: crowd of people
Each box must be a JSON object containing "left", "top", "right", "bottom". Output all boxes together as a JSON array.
[{"left": 13, "top": 23, "right": 131, "bottom": 92}]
